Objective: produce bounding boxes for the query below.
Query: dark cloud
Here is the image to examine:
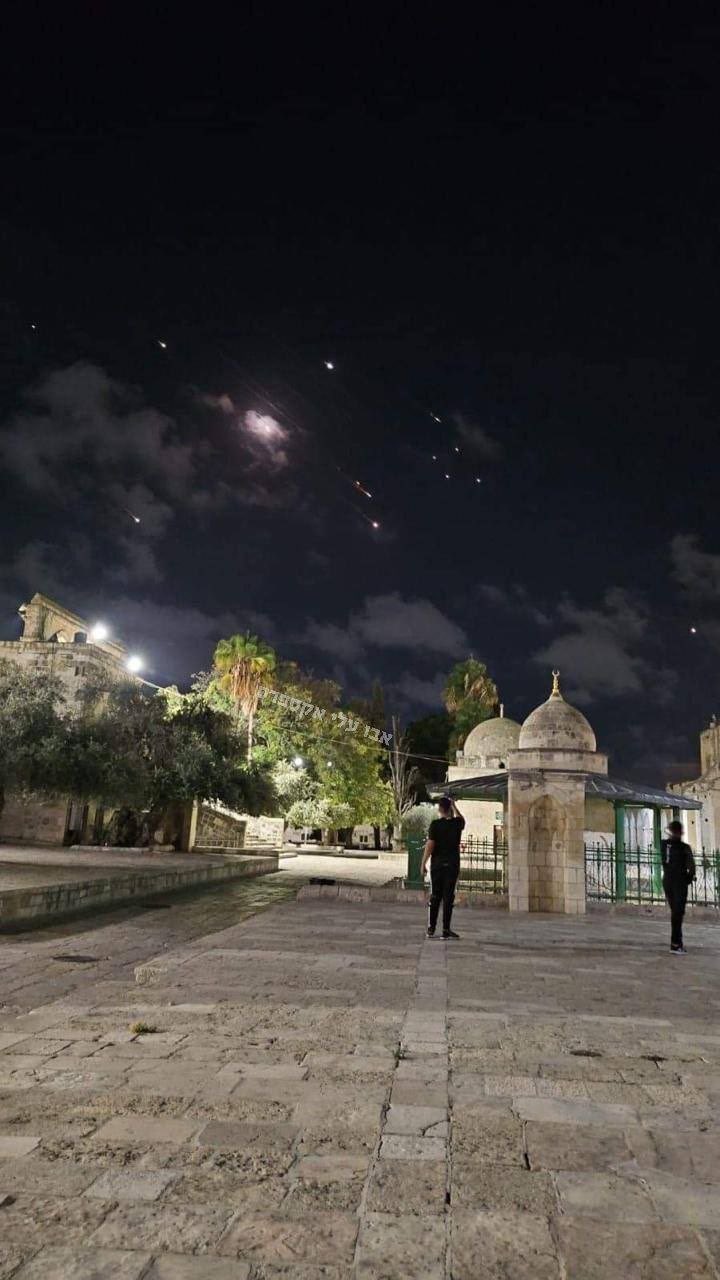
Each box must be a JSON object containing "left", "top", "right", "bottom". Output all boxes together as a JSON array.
[
  {"left": 0, "top": 362, "right": 194, "bottom": 496},
  {"left": 478, "top": 582, "right": 551, "bottom": 627},
  {"left": 671, "top": 534, "right": 720, "bottom": 599},
  {"left": 391, "top": 670, "right": 446, "bottom": 710},
  {"left": 304, "top": 593, "right": 468, "bottom": 663},
  {"left": 532, "top": 587, "right": 670, "bottom": 705}
]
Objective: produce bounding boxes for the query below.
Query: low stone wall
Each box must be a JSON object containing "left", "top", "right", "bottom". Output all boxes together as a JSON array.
[
  {"left": 0, "top": 794, "right": 68, "bottom": 846},
  {"left": 243, "top": 814, "right": 285, "bottom": 846},
  {"left": 193, "top": 805, "right": 246, "bottom": 851},
  {"left": 0, "top": 853, "right": 278, "bottom": 931}
]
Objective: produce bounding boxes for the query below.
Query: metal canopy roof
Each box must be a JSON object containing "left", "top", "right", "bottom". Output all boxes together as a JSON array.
[{"left": 432, "top": 772, "right": 701, "bottom": 810}]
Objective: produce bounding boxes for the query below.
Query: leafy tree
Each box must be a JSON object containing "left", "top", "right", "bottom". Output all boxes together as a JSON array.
[
  {"left": 405, "top": 712, "right": 453, "bottom": 785},
  {"left": 212, "top": 633, "right": 276, "bottom": 761},
  {"left": 286, "top": 786, "right": 354, "bottom": 834},
  {"left": 0, "top": 665, "right": 70, "bottom": 821},
  {"left": 249, "top": 659, "right": 391, "bottom": 840},
  {"left": 388, "top": 715, "right": 422, "bottom": 840},
  {"left": 401, "top": 803, "right": 436, "bottom": 841},
  {"left": 443, "top": 658, "right": 499, "bottom": 752},
  {"left": 69, "top": 683, "right": 274, "bottom": 844}
]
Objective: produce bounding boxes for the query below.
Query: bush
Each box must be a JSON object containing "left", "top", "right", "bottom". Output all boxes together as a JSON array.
[{"left": 401, "top": 803, "right": 436, "bottom": 841}]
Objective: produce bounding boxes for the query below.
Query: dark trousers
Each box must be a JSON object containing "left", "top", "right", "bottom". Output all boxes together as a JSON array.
[
  {"left": 429, "top": 859, "right": 459, "bottom": 934},
  {"left": 664, "top": 878, "right": 688, "bottom": 948}
]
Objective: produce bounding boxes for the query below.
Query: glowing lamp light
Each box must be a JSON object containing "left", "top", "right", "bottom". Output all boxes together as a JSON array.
[
  {"left": 158, "top": 340, "right": 168, "bottom": 349},
  {"left": 690, "top": 626, "right": 698, "bottom": 635},
  {"left": 132, "top": 515, "right": 141, "bottom": 524},
  {"left": 454, "top": 446, "right": 460, "bottom": 454},
  {"left": 445, "top": 473, "right": 450, "bottom": 480},
  {"left": 324, "top": 360, "right": 335, "bottom": 370},
  {"left": 371, "top": 521, "right": 380, "bottom": 529},
  {"left": 292, "top": 755, "right": 304, "bottom": 767},
  {"left": 126, "top": 655, "right": 144, "bottom": 674},
  {"left": 90, "top": 623, "right": 109, "bottom": 642}
]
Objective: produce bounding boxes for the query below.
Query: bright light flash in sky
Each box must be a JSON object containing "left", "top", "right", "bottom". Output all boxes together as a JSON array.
[
  {"left": 354, "top": 480, "right": 372, "bottom": 498},
  {"left": 324, "top": 360, "right": 335, "bottom": 370},
  {"left": 158, "top": 340, "right": 167, "bottom": 349}
]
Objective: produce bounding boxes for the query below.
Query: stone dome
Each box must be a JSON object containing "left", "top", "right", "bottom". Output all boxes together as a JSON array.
[
  {"left": 462, "top": 713, "right": 521, "bottom": 760},
  {"left": 519, "top": 671, "right": 596, "bottom": 752}
]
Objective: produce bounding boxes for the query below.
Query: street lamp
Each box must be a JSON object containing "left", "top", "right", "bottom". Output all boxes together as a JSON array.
[
  {"left": 126, "top": 655, "right": 144, "bottom": 674},
  {"left": 90, "top": 622, "right": 109, "bottom": 642}
]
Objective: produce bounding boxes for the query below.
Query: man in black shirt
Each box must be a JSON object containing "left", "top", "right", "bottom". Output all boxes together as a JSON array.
[
  {"left": 421, "top": 796, "right": 465, "bottom": 939},
  {"left": 661, "top": 819, "right": 696, "bottom": 955}
]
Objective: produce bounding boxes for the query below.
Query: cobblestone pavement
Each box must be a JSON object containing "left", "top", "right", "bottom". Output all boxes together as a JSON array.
[{"left": 0, "top": 894, "right": 719, "bottom": 1278}]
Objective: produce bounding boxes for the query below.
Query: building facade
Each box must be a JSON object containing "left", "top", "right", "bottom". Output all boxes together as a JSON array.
[
  {"left": 0, "top": 593, "right": 137, "bottom": 846},
  {"left": 669, "top": 716, "right": 720, "bottom": 853},
  {"left": 446, "top": 709, "right": 520, "bottom": 842}
]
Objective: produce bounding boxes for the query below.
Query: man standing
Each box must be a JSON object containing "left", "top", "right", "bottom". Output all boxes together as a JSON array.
[
  {"left": 661, "top": 819, "right": 696, "bottom": 955},
  {"left": 421, "top": 796, "right": 465, "bottom": 939}
]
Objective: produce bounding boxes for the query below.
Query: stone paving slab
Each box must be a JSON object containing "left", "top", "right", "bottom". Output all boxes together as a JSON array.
[{"left": 0, "top": 893, "right": 719, "bottom": 1276}]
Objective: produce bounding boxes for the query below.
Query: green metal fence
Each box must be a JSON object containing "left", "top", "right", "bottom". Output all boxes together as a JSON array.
[
  {"left": 458, "top": 836, "right": 507, "bottom": 895},
  {"left": 584, "top": 842, "right": 720, "bottom": 907}
]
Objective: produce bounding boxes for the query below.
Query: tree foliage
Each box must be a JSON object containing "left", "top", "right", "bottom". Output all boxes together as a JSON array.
[
  {"left": 0, "top": 665, "right": 71, "bottom": 818},
  {"left": 212, "top": 633, "right": 276, "bottom": 760},
  {"left": 388, "top": 715, "right": 422, "bottom": 828},
  {"left": 69, "top": 683, "right": 272, "bottom": 824},
  {"left": 443, "top": 658, "right": 499, "bottom": 751}
]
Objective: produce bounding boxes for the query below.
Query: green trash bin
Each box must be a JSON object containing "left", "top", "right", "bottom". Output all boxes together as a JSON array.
[{"left": 405, "top": 834, "right": 426, "bottom": 890}]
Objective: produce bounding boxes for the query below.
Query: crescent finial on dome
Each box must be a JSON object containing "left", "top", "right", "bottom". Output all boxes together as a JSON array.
[{"left": 551, "top": 670, "right": 562, "bottom": 698}]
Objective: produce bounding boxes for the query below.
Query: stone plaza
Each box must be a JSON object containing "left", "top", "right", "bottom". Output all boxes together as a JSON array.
[{"left": 0, "top": 871, "right": 718, "bottom": 1279}]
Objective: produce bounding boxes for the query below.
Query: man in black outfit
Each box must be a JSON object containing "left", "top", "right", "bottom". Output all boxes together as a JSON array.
[
  {"left": 661, "top": 819, "right": 696, "bottom": 955},
  {"left": 421, "top": 795, "right": 465, "bottom": 939}
]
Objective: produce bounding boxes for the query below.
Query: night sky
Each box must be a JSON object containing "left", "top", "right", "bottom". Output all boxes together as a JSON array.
[{"left": 3, "top": 7, "right": 720, "bottom": 783}]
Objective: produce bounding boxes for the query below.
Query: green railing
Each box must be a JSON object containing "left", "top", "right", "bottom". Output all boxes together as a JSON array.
[
  {"left": 585, "top": 842, "right": 720, "bottom": 907},
  {"left": 458, "top": 836, "right": 507, "bottom": 895}
]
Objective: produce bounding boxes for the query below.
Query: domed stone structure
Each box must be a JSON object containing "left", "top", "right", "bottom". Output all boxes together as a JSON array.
[
  {"left": 446, "top": 707, "right": 520, "bottom": 844},
  {"left": 518, "top": 671, "right": 596, "bottom": 753},
  {"left": 506, "top": 671, "right": 608, "bottom": 917},
  {"left": 460, "top": 709, "right": 522, "bottom": 769}
]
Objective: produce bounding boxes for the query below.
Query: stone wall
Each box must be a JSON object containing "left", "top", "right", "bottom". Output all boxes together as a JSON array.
[
  {"left": 0, "top": 853, "right": 278, "bottom": 931},
  {"left": 0, "top": 793, "right": 69, "bottom": 846},
  {"left": 193, "top": 805, "right": 247, "bottom": 850},
  {"left": 508, "top": 771, "right": 587, "bottom": 914},
  {"left": 0, "top": 640, "right": 128, "bottom": 712},
  {"left": 242, "top": 814, "right": 285, "bottom": 846}
]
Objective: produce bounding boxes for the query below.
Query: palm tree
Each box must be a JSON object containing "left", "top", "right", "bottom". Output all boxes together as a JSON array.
[
  {"left": 212, "top": 633, "right": 276, "bottom": 762},
  {"left": 443, "top": 658, "right": 499, "bottom": 752},
  {"left": 443, "top": 658, "right": 499, "bottom": 715}
]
